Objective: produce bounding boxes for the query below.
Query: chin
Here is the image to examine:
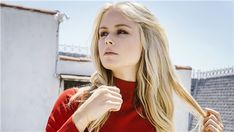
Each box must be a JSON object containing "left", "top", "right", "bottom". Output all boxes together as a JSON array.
[{"left": 102, "top": 63, "right": 117, "bottom": 70}]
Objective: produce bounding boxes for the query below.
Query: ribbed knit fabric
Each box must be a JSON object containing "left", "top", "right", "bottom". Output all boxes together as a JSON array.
[{"left": 46, "top": 77, "right": 155, "bottom": 132}]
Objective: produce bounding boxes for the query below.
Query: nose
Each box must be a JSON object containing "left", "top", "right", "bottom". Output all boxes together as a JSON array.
[
  {"left": 105, "top": 40, "right": 113, "bottom": 45},
  {"left": 105, "top": 37, "right": 115, "bottom": 46}
]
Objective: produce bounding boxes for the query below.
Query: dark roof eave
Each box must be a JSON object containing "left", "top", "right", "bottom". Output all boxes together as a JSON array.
[
  {"left": 0, "top": 2, "right": 57, "bottom": 15},
  {"left": 175, "top": 65, "right": 192, "bottom": 70}
]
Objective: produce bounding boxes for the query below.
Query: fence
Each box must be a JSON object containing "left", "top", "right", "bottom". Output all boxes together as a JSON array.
[
  {"left": 192, "top": 66, "right": 234, "bottom": 79},
  {"left": 59, "top": 44, "right": 89, "bottom": 55}
]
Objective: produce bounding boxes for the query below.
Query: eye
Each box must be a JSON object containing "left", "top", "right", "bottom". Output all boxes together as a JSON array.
[
  {"left": 117, "top": 29, "right": 128, "bottom": 35},
  {"left": 99, "top": 31, "right": 108, "bottom": 37}
]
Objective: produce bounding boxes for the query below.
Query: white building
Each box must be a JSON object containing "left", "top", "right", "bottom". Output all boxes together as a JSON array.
[
  {"left": 1, "top": 3, "right": 61, "bottom": 131},
  {"left": 1, "top": 3, "right": 192, "bottom": 132}
]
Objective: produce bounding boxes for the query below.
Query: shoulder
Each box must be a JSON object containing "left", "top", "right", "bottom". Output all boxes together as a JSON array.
[
  {"left": 46, "top": 88, "right": 80, "bottom": 131},
  {"left": 60, "top": 88, "right": 78, "bottom": 98},
  {"left": 55, "top": 87, "right": 91, "bottom": 108},
  {"left": 48, "top": 88, "right": 80, "bottom": 113},
  {"left": 57, "top": 88, "right": 78, "bottom": 104}
]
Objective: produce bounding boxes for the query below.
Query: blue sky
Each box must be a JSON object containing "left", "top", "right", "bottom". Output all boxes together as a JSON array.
[{"left": 3, "top": 0, "right": 234, "bottom": 70}]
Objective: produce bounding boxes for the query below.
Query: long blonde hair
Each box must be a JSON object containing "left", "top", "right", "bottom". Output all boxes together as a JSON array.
[{"left": 70, "top": 1, "right": 206, "bottom": 132}]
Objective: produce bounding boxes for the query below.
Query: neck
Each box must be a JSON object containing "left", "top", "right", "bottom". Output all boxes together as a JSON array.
[{"left": 112, "top": 66, "right": 137, "bottom": 82}]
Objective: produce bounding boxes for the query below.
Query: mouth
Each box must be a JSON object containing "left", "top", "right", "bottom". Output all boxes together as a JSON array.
[{"left": 104, "top": 52, "right": 118, "bottom": 56}]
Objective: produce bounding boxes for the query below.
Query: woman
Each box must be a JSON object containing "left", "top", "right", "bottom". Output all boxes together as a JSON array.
[{"left": 46, "top": 1, "right": 224, "bottom": 132}]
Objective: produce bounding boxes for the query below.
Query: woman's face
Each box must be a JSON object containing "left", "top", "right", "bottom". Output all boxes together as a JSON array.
[{"left": 98, "top": 8, "right": 142, "bottom": 72}]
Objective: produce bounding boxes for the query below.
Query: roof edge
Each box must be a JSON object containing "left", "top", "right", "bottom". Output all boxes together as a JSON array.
[
  {"left": 0, "top": 2, "right": 57, "bottom": 15},
  {"left": 59, "top": 55, "right": 92, "bottom": 62},
  {"left": 175, "top": 65, "right": 192, "bottom": 70}
]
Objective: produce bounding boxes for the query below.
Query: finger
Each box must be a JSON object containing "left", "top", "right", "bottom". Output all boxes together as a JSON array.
[
  {"left": 205, "top": 108, "right": 222, "bottom": 122},
  {"left": 204, "top": 118, "right": 222, "bottom": 131},
  {"left": 105, "top": 100, "right": 122, "bottom": 111},
  {"left": 204, "top": 124, "right": 219, "bottom": 132},
  {"left": 105, "top": 94, "right": 123, "bottom": 104},
  {"left": 203, "top": 114, "right": 219, "bottom": 125},
  {"left": 104, "top": 88, "right": 122, "bottom": 98},
  {"left": 203, "top": 114, "right": 224, "bottom": 131},
  {"left": 100, "top": 85, "right": 120, "bottom": 93},
  {"left": 94, "top": 87, "right": 122, "bottom": 98},
  {"left": 209, "top": 114, "right": 224, "bottom": 130}
]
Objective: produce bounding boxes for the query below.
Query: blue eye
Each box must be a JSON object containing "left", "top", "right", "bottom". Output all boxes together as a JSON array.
[
  {"left": 117, "top": 29, "right": 128, "bottom": 35},
  {"left": 100, "top": 31, "right": 108, "bottom": 37}
]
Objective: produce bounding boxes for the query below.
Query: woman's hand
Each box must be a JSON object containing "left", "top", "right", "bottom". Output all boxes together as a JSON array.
[
  {"left": 72, "top": 85, "right": 123, "bottom": 131},
  {"left": 201, "top": 108, "right": 224, "bottom": 132}
]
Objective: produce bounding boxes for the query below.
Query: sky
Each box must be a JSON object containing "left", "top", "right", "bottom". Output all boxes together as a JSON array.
[{"left": 2, "top": 0, "right": 234, "bottom": 71}]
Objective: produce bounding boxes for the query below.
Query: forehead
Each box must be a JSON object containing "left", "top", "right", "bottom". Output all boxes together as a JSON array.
[{"left": 99, "top": 8, "right": 137, "bottom": 28}]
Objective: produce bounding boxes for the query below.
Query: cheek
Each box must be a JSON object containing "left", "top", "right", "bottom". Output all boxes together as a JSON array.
[
  {"left": 133, "top": 36, "right": 142, "bottom": 60},
  {"left": 132, "top": 45, "right": 142, "bottom": 61},
  {"left": 130, "top": 37, "right": 142, "bottom": 54},
  {"left": 122, "top": 40, "right": 142, "bottom": 62},
  {"left": 98, "top": 40, "right": 105, "bottom": 54}
]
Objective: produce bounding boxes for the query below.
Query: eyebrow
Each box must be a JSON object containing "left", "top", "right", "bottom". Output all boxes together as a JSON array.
[{"left": 99, "top": 24, "right": 131, "bottom": 30}]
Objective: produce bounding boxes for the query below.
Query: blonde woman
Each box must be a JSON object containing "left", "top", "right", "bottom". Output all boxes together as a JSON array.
[{"left": 46, "top": 1, "right": 223, "bottom": 132}]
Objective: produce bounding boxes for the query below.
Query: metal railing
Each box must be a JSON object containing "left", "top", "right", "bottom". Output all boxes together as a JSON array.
[
  {"left": 59, "top": 44, "right": 89, "bottom": 55},
  {"left": 192, "top": 66, "right": 234, "bottom": 79}
]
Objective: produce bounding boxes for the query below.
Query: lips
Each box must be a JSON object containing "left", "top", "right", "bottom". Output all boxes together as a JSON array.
[
  {"left": 104, "top": 52, "right": 118, "bottom": 55},
  {"left": 103, "top": 48, "right": 118, "bottom": 56}
]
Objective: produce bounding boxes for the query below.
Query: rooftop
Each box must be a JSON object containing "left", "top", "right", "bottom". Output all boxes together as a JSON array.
[{"left": 0, "top": 2, "right": 57, "bottom": 15}]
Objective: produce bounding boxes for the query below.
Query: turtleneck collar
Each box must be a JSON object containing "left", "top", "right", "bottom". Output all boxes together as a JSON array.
[
  {"left": 113, "top": 77, "right": 136, "bottom": 110},
  {"left": 113, "top": 76, "right": 136, "bottom": 89}
]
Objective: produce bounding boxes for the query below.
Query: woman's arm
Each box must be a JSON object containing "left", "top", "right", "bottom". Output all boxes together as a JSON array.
[
  {"left": 46, "top": 85, "right": 123, "bottom": 132},
  {"left": 71, "top": 85, "right": 123, "bottom": 132},
  {"left": 46, "top": 88, "right": 80, "bottom": 132},
  {"left": 72, "top": 108, "right": 89, "bottom": 132}
]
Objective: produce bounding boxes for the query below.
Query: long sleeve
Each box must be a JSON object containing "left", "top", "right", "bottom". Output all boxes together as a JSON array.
[
  {"left": 46, "top": 88, "right": 80, "bottom": 132},
  {"left": 46, "top": 78, "right": 156, "bottom": 132}
]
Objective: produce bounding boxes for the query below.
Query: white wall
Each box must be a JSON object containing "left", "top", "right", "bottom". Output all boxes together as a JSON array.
[
  {"left": 174, "top": 69, "right": 192, "bottom": 132},
  {"left": 1, "top": 6, "right": 59, "bottom": 131},
  {"left": 0, "top": 9, "right": 2, "bottom": 130},
  {"left": 57, "top": 60, "right": 95, "bottom": 76}
]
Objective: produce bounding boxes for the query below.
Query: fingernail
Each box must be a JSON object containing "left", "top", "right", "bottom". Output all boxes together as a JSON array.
[{"left": 205, "top": 107, "right": 209, "bottom": 110}]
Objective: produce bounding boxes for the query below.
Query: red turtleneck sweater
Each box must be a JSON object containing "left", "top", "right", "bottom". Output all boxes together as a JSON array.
[{"left": 46, "top": 77, "right": 155, "bottom": 132}]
